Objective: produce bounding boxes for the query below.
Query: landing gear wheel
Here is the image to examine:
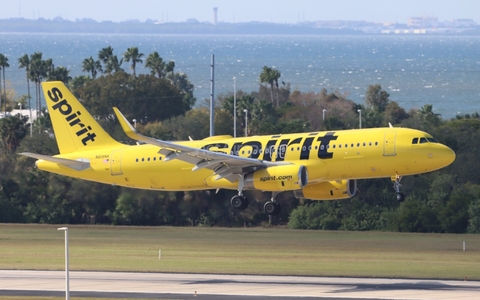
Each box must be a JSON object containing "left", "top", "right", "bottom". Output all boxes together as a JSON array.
[
  {"left": 392, "top": 174, "right": 405, "bottom": 203},
  {"left": 264, "top": 201, "right": 280, "bottom": 216},
  {"left": 231, "top": 195, "right": 248, "bottom": 210}
]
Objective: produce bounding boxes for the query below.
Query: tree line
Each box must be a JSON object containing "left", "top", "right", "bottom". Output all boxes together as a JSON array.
[{"left": 0, "top": 49, "right": 479, "bottom": 233}]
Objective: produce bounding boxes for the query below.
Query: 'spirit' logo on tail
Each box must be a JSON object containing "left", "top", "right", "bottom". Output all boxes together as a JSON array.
[{"left": 47, "top": 87, "right": 97, "bottom": 146}]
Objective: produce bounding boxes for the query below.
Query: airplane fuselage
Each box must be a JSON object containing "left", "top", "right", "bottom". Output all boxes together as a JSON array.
[{"left": 36, "top": 127, "right": 454, "bottom": 192}]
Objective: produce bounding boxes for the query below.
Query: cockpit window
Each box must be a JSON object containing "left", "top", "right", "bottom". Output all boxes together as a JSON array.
[
  {"left": 419, "top": 137, "right": 428, "bottom": 144},
  {"left": 427, "top": 137, "right": 438, "bottom": 143},
  {"left": 412, "top": 137, "right": 418, "bottom": 144}
]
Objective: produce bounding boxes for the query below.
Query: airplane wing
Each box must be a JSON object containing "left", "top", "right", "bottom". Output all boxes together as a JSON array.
[
  {"left": 113, "top": 107, "right": 289, "bottom": 182},
  {"left": 19, "top": 152, "right": 90, "bottom": 171}
]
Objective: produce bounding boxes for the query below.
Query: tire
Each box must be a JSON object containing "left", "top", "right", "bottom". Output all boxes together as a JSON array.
[
  {"left": 231, "top": 195, "right": 246, "bottom": 210},
  {"left": 396, "top": 192, "right": 405, "bottom": 202},
  {"left": 263, "top": 201, "right": 278, "bottom": 215}
]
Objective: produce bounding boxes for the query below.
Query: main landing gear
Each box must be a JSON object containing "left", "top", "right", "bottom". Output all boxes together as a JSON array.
[
  {"left": 229, "top": 176, "right": 280, "bottom": 215},
  {"left": 230, "top": 175, "right": 249, "bottom": 211},
  {"left": 392, "top": 174, "right": 405, "bottom": 202},
  {"left": 230, "top": 194, "right": 249, "bottom": 210},
  {"left": 263, "top": 192, "right": 281, "bottom": 216}
]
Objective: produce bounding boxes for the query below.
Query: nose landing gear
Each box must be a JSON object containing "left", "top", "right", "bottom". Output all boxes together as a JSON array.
[{"left": 392, "top": 174, "right": 405, "bottom": 202}]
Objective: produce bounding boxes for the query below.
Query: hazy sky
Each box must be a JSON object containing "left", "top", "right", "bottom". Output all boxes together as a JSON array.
[{"left": 2, "top": 0, "right": 479, "bottom": 23}]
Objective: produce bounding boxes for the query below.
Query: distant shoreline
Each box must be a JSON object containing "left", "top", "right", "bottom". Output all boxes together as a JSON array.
[{"left": 1, "top": 18, "right": 479, "bottom": 35}]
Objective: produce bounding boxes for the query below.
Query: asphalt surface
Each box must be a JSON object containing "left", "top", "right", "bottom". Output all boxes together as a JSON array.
[{"left": 1, "top": 270, "right": 480, "bottom": 299}]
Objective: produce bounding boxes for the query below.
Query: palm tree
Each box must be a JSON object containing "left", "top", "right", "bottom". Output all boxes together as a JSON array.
[
  {"left": 29, "top": 52, "right": 46, "bottom": 116},
  {"left": 99, "top": 46, "right": 123, "bottom": 74},
  {"left": 105, "top": 55, "right": 123, "bottom": 74},
  {"left": 0, "top": 54, "right": 9, "bottom": 112},
  {"left": 259, "top": 66, "right": 275, "bottom": 105},
  {"left": 98, "top": 46, "right": 114, "bottom": 65},
  {"left": 50, "top": 66, "right": 71, "bottom": 84},
  {"left": 44, "top": 58, "right": 55, "bottom": 81},
  {"left": 18, "top": 54, "right": 32, "bottom": 135},
  {"left": 165, "top": 60, "right": 175, "bottom": 76},
  {"left": 123, "top": 47, "right": 144, "bottom": 77},
  {"left": 144, "top": 52, "right": 165, "bottom": 78},
  {"left": 270, "top": 68, "right": 281, "bottom": 107},
  {"left": 82, "top": 56, "right": 102, "bottom": 79}
]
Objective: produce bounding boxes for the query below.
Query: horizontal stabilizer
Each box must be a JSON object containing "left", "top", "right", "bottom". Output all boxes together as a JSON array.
[{"left": 19, "top": 152, "right": 90, "bottom": 171}]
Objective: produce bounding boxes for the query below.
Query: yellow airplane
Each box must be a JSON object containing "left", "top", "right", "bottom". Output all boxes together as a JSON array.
[{"left": 20, "top": 81, "right": 455, "bottom": 215}]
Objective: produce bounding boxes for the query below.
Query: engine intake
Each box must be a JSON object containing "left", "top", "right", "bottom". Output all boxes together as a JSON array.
[{"left": 293, "top": 180, "right": 357, "bottom": 200}]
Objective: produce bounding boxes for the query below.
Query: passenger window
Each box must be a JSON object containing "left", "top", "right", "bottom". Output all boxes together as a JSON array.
[
  {"left": 375, "top": 142, "right": 378, "bottom": 146},
  {"left": 357, "top": 143, "right": 360, "bottom": 147},
  {"left": 339, "top": 144, "right": 342, "bottom": 148},
  {"left": 420, "top": 137, "right": 428, "bottom": 144},
  {"left": 136, "top": 158, "right": 139, "bottom": 162},
  {"left": 345, "top": 144, "right": 348, "bottom": 148},
  {"left": 369, "top": 142, "right": 372, "bottom": 146},
  {"left": 142, "top": 158, "right": 144, "bottom": 162},
  {"left": 148, "top": 157, "right": 150, "bottom": 161},
  {"left": 351, "top": 143, "right": 354, "bottom": 147},
  {"left": 412, "top": 138, "right": 418, "bottom": 144},
  {"left": 333, "top": 145, "right": 336, "bottom": 149},
  {"left": 363, "top": 142, "right": 366, "bottom": 146}
]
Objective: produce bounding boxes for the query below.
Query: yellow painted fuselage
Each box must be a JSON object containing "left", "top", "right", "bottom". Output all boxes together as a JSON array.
[{"left": 37, "top": 127, "right": 455, "bottom": 191}]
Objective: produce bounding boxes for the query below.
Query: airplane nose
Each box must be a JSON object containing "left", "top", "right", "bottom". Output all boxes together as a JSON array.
[{"left": 437, "top": 145, "right": 456, "bottom": 167}]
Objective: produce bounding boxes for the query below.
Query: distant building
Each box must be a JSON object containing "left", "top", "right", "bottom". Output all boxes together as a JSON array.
[
  {"left": 449, "top": 18, "right": 476, "bottom": 27},
  {"left": 213, "top": 7, "right": 218, "bottom": 25},
  {"left": 407, "top": 15, "right": 439, "bottom": 28}
]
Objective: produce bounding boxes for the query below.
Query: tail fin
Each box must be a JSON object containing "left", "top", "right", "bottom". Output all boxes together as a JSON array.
[{"left": 42, "top": 81, "right": 122, "bottom": 154}]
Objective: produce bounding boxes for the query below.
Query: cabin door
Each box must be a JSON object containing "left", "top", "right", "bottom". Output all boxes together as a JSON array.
[
  {"left": 383, "top": 132, "right": 397, "bottom": 156},
  {"left": 110, "top": 150, "right": 124, "bottom": 175}
]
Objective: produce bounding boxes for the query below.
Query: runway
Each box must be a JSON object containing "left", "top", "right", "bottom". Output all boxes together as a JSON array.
[{"left": 1, "top": 270, "right": 480, "bottom": 299}]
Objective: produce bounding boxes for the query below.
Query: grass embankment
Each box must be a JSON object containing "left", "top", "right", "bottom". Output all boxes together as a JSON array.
[{"left": 1, "top": 224, "right": 479, "bottom": 280}]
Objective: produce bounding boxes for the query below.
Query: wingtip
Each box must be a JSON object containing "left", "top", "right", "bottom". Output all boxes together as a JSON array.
[{"left": 113, "top": 107, "right": 136, "bottom": 134}]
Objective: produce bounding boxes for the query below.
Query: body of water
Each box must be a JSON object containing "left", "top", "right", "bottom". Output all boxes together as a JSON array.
[{"left": 1, "top": 33, "right": 479, "bottom": 119}]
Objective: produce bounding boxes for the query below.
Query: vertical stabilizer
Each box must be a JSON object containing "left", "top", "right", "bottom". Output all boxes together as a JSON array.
[{"left": 41, "top": 81, "right": 122, "bottom": 154}]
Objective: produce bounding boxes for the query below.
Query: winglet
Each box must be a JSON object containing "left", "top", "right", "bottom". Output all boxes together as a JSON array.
[
  {"left": 113, "top": 107, "right": 155, "bottom": 144},
  {"left": 113, "top": 107, "right": 136, "bottom": 136}
]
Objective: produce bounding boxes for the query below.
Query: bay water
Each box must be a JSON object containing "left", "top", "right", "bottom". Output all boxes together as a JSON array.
[{"left": 1, "top": 33, "right": 479, "bottom": 119}]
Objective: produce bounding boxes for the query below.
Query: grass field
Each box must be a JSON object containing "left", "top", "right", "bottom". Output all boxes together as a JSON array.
[{"left": 1, "top": 224, "right": 480, "bottom": 280}]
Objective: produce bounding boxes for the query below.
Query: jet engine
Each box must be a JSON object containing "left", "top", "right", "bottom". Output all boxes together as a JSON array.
[
  {"left": 293, "top": 180, "right": 357, "bottom": 200},
  {"left": 244, "top": 165, "right": 308, "bottom": 191}
]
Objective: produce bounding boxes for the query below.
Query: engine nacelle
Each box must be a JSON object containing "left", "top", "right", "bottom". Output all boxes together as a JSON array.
[
  {"left": 293, "top": 180, "right": 357, "bottom": 200},
  {"left": 244, "top": 165, "right": 308, "bottom": 191}
]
